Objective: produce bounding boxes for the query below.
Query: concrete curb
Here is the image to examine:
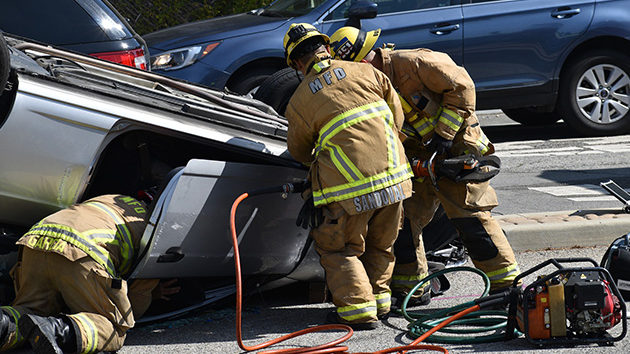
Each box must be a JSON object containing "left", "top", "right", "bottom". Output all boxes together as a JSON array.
[{"left": 496, "top": 209, "right": 630, "bottom": 251}]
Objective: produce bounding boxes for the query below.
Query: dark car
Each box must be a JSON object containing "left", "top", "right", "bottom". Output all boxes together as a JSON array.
[
  {"left": 145, "top": 0, "right": 630, "bottom": 136},
  {"left": 0, "top": 0, "right": 149, "bottom": 69}
]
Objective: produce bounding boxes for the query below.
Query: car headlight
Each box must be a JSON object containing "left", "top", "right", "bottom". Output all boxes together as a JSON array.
[{"left": 151, "top": 42, "right": 220, "bottom": 71}]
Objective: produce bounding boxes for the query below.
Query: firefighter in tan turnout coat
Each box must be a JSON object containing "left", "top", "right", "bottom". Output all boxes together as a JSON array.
[
  {"left": 283, "top": 23, "right": 413, "bottom": 330},
  {"left": 329, "top": 26, "right": 520, "bottom": 298},
  {"left": 0, "top": 194, "right": 174, "bottom": 353}
]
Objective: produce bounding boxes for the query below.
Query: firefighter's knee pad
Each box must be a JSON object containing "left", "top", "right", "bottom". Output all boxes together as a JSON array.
[{"left": 450, "top": 217, "right": 498, "bottom": 261}]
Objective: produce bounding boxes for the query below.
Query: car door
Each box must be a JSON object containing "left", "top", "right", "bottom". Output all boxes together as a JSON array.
[
  {"left": 462, "top": 0, "right": 596, "bottom": 94},
  {"left": 130, "top": 159, "right": 310, "bottom": 279},
  {"left": 319, "top": 0, "right": 464, "bottom": 65}
]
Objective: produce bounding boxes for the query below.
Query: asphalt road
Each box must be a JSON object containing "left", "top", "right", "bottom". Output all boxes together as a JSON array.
[
  {"left": 115, "top": 245, "right": 628, "bottom": 354},
  {"left": 10, "top": 112, "right": 630, "bottom": 354}
]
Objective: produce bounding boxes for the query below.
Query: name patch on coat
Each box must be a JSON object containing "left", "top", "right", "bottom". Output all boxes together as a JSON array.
[{"left": 353, "top": 183, "right": 405, "bottom": 213}]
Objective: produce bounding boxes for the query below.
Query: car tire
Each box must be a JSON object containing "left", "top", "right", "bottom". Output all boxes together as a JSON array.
[
  {"left": 0, "top": 33, "right": 10, "bottom": 97},
  {"left": 254, "top": 67, "right": 302, "bottom": 116},
  {"left": 501, "top": 107, "right": 560, "bottom": 126},
  {"left": 228, "top": 66, "right": 284, "bottom": 96},
  {"left": 558, "top": 49, "right": 630, "bottom": 136}
]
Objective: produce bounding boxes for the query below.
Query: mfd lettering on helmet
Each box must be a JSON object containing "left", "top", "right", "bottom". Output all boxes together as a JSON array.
[{"left": 309, "top": 68, "right": 347, "bottom": 94}]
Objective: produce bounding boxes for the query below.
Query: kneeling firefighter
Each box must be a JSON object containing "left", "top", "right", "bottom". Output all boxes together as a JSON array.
[
  {"left": 329, "top": 27, "right": 521, "bottom": 298},
  {"left": 284, "top": 23, "right": 414, "bottom": 330},
  {"left": 0, "top": 194, "right": 178, "bottom": 353}
]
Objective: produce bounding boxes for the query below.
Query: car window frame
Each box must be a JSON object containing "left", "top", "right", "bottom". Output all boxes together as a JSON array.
[{"left": 318, "top": 0, "right": 463, "bottom": 23}]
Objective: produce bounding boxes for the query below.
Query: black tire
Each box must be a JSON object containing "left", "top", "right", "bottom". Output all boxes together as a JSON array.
[
  {"left": 502, "top": 107, "right": 560, "bottom": 126},
  {"left": 227, "top": 66, "right": 283, "bottom": 96},
  {"left": 0, "top": 33, "right": 10, "bottom": 97},
  {"left": 558, "top": 49, "right": 630, "bottom": 136},
  {"left": 254, "top": 67, "right": 303, "bottom": 115}
]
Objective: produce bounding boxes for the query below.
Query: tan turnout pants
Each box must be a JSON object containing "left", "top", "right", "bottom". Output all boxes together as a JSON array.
[
  {"left": 397, "top": 176, "right": 519, "bottom": 291},
  {"left": 1, "top": 247, "right": 134, "bottom": 353},
  {"left": 312, "top": 201, "right": 404, "bottom": 323}
]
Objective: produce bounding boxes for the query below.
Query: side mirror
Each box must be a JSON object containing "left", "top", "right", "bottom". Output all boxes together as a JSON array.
[{"left": 345, "top": 0, "right": 378, "bottom": 29}]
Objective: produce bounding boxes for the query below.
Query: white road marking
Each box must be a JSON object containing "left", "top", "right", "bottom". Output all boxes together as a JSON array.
[
  {"left": 529, "top": 184, "right": 630, "bottom": 203},
  {"left": 529, "top": 185, "right": 604, "bottom": 196}
]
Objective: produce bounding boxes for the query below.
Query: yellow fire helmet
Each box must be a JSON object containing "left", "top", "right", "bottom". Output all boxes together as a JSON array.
[
  {"left": 330, "top": 26, "right": 381, "bottom": 62},
  {"left": 283, "top": 23, "right": 330, "bottom": 69}
]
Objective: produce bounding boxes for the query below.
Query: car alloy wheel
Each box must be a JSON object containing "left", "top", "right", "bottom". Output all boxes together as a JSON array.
[
  {"left": 559, "top": 49, "right": 630, "bottom": 136},
  {"left": 575, "top": 63, "right": 630, "bottom": 126}
]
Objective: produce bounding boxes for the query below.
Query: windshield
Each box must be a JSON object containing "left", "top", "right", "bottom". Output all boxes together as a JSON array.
[{"left": 260, "top": 0, "right": 329, "bottom": 17}]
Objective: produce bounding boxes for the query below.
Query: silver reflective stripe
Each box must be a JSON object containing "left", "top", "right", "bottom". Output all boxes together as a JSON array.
[
  {"left": 315, "top": 104, "right": 390, "bottom": 156},
  {"left": 28, "top": 225, "right": 117, "bottom": 277},
  {"left": 489, "top": 266, "right": 520, "bottom": 282},
  {"left": 85, "top": 202, "right": 135, "bottom": 274},
  {"left": 439, "top": 109, "right": 463, "bottom": 129},
  {"left": 313, "top": 167, "right": 410, "bottom": 204},
  {"left": 385, "top": 123, "right": 399, "bottom": 168},
  {"left": 327, "top": 143, "right": 361, "bottom": 181},
  {"left": 338, "top": 305, "right": 377, "bottom": 319}
]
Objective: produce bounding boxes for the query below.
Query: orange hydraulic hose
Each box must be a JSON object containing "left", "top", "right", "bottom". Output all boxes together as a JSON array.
[
  {"left": 230, "top": 193, "right": 353, "bottom": 354},
  {"left": 230, "top": 192, "right": 462, "bottom": 354}
]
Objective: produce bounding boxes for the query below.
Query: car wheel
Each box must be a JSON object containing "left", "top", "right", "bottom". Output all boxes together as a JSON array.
[
  {"left": 501, "top": 108, "right": 560, "bottom": 126},
  {"left": 253, "top": 67, "right": 302, "bottom": 115},
  {"left": 228, "top": 66, "right": 284, "bottom": 96},
  {"left": 558, "top": 49, "right": 630, "bottom": 136},
  {"left": 0, "top": 33, "right": 10, "bottom": 97}
]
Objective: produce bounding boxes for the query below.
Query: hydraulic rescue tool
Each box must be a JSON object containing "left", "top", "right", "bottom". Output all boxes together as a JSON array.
[
  {"left": 506, "top": 258, "right": 626, "bottom": 346},
  {"left": 410, "top": 151, "right": 501, "bottom": 185}
]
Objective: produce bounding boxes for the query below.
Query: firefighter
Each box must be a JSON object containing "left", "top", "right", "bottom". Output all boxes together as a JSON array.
[
  {"left": 283, "top": 23, "right": 413, "bottom": 330},
  {"left": 329, "top": 26, "right": 520, "bottom": 299},
  {"left": 0, "top": 194, "right": 180, "bottom": 353}
]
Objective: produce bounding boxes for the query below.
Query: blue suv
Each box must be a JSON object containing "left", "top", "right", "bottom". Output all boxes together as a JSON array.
[{"left": 145, "top": 0, "right": 630, "bottom": 136}]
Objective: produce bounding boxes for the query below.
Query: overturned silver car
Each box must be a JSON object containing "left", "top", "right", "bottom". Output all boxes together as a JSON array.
[{"left": 0, "top": 33, "right": 322, "bottom": 319}]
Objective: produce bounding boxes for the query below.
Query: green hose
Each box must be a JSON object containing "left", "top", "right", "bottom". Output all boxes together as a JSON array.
[{"left": 399, "top": 266, "right": 520, "bottom": 343}]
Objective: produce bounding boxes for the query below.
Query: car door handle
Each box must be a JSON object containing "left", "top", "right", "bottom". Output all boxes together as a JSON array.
[
  {"left": 551, "top": 8, "right": 581, "bottom": 19},
  {"left": 430, "top": 24, "right": 460, "bottom": 35},
  {"left": 157, "top": 246, "right": 185, "bottom": 263}
]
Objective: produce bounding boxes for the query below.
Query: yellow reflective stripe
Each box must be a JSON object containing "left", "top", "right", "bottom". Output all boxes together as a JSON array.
[
  {"left": 411, "top": 116, "right": 435, "bottom": 137},
  {"left": 439, "top": 108, "right": 464, "bottom": 131},
  {"left": 315, "top": 100, "right": 390, "bottom": 157},
  {"left": 487, "top": 263, "right": 520, "bottom": 283},
  {"left": 85, "top": 202, "right": 134, "bottom": 276},
  {"left": 401, "top": 122, "right": 418, "bottom": 137},
  {"left": 326, "top": 142, "right": 364, "bottom": 182},
  {"left": 477, "top": 131, "right": 491, "bottom": 155},
  {"left": 70, "top": 314, "right": 98, "bottom": 354},
  {"left": 384, "top": 120, "right": 398, "bottom": 168},
  {"left": 2, "top": 306, "right": 22, "bottom": 348},
  {"left": 391, "top": 273, "right": 430, "bottom": 290},
  {"left": 312, "top": 59, "right": 331, "bottom": 73},
  {"left": 374, "top": 292, "right": 391, "bottom": 309},
  {"left": 337, "top": 301, "right": 377, "bottom": 322},
  {"left": 312, "top": 164, "right": 413, "bottom": 206},
  {"left": 398, "top": 94, "right": 414, "bottom": 114},
  {"left": 26, "top": 224, "right": 117, "bottom": 277}
]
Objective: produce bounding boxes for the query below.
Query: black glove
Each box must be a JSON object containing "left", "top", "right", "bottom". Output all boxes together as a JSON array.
[
  {"left": 296, "top": 195, "right": 324, "bottom": 230},
  {"left": 427, "top": 134, "right": 453, "bottom": 155}
]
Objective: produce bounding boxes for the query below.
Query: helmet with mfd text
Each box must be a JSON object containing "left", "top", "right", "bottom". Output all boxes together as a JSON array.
[
  {"left": 329, "top": 26, "right": 381, "bottom": 62},
  {"left": 284, "top": 23, "right": 330, "bottom": 69}
]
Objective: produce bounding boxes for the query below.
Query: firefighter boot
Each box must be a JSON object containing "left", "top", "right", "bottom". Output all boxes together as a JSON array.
[{"left": 19, "top": 314, "right": 76, "bottom": 354}]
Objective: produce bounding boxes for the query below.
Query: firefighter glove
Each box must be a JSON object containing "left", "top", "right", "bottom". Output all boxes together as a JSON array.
[
  {"left": 427, "top": 134, "right": 453, "bottom": 155},
  {"left": 296, "top": 195, "right": 323, "bottom": 229}
]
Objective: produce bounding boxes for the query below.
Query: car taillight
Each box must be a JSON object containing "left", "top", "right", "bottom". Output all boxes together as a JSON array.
[{"left": 90, "top": 48, "right": 147, "bottom": 70}]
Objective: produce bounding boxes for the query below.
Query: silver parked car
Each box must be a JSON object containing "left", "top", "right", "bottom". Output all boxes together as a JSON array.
[{"left": 0, "top": 32, "right": 323, "bottom": 319}]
